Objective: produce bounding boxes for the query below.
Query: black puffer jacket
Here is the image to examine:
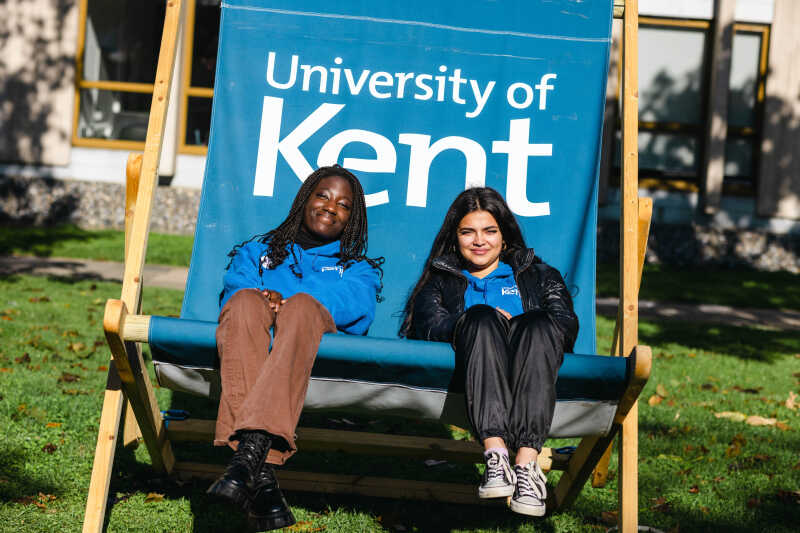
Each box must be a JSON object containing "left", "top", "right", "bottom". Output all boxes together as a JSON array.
[{"left": 409, "top": 248, "right": 579, "bottom": 350}]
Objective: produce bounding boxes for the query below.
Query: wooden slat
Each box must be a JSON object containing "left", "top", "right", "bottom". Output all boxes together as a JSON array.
[
  {"left": 119, "top": 0, "right": 184, "bottom": 310},
  {"left": 104, "top": 300, "right": 174, "bottom": 473},
  {"left": 619, "top": 1, "right": 640, "bottom": 531},
  {"left": 82, "top": 364, "right": 125, "bottom": 533},
  {"left": 166, "top": 420, "right": 571, "bottom": 471},
  {"left": 175, "top": 462, "right": 502, "bottom": 506},
  {"left": 592, "top": 197, "right": 652, "bottom": 487}
]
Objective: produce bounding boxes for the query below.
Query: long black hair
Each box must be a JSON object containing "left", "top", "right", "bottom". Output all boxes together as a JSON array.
[
  {"left": 226, "top": 165, "right": 384, "bottom": 297},
  {"left": 399, "top": 187, "right": 527, "bottom": 336}
]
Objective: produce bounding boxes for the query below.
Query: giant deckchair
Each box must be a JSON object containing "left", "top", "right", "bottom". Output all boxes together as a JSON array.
[{"left": 83, "top": 1, "right": 651, "bottom": 531}]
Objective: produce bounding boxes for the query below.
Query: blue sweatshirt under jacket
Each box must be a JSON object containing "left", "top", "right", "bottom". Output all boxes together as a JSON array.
[
  {"left": 220, "top": 240, "right": 381, "bottom": 335},
  {"left": 462, "top": 261, "right": 524, "bottom": 318}
]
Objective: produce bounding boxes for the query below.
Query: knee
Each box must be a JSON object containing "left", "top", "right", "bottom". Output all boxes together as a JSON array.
[
  {"left": 462, "top": 304, "right": 505, "bottom": 326},
  {"left": 221, "top": 288, "right": 266, "bottom": 318},
  {"left": 280, "top": 292, "right": 320, "bottom": 312}
]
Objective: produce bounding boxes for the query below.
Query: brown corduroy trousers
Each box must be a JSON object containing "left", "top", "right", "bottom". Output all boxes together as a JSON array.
[{"left": 213, "top": 288, "right": 336, "bottom": 465}]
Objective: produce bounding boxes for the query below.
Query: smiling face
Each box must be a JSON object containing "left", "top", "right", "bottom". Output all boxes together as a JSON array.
[
  {"left": 302, "top": 175, "right": 354, "bottom": 241},
  {"left": 456, "top": 209, "right": 504, "bottom": 278}
]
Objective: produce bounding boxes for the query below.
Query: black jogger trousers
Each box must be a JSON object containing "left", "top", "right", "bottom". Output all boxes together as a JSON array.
[{"left": 452, "top": 304, "right": 565, "bottom": 452}]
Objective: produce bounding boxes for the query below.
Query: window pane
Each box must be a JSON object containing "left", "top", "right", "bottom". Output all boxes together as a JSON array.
[
  {"left": 185, "top": 97, "right": 213, "bottom": 146},
  {"left": 639, "top": 131, "right": 698, "bottom": 175},
  {"left": 83, "top": 0, "right": 165, "bottom": 83},
  {"left": 191, "top": 1, "right": 221, "bottom": 88},
  {"left": 724, "top": 137, "right": 754, "bottom": 178},
  {"left": 728, "top": 32, "right": 761, "bottom": 128},
  {"left": 638, "top": 26, "right": 707, "bottom": 124},
  {"left": 77, "top": 89, "right": 150, "bottom": 141}
]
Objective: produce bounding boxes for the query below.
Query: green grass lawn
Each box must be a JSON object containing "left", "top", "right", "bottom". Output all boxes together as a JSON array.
[
  {"left": 1, "top": 275, "right": 798, "bottom": 532},
  {"left": 597, "top": 262, "right": 800, "bottom": 312},
  {"left": 0, "top": 225, "right": 194, "bottom": 267}
]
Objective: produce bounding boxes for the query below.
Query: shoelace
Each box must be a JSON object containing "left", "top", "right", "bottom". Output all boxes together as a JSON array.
[
  {"left": 485, "top": 453, "right": 513, "bottom": 482},
  {"left": 515, "top": 464, "right": 543, "bottom": 499}
]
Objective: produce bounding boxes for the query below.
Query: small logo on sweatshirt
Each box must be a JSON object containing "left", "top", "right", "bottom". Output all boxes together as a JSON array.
[
  {"left": 321, "top": 265, "right": 344, "bottom": 277},
  {"left": 501, "top": 286, "right": 519, "bottom": 296},
  {"left": 260, "top": 255, "right": 272, "bottom": 270}
]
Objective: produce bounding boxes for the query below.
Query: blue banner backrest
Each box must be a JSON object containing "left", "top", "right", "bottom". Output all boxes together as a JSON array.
[{"left": 183, "top": 0, "right": 612, "bottom": 353}]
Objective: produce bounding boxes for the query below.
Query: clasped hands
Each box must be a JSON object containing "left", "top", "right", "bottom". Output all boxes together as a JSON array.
[{"left": 262, "top": 289, "right": 286, "bottom": 313}]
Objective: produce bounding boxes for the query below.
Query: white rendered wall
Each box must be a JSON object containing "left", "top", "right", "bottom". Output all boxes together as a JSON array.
[{"left": 639, "top": 0, "right": 773, "bottom": 23}]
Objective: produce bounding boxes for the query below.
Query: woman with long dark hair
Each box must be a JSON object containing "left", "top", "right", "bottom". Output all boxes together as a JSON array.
[
  {"left": 400, "top": 187, "right": 577, "bottom": 517},
  {"left": 208, "top": 165, "right": 383, "bottom": 530}
]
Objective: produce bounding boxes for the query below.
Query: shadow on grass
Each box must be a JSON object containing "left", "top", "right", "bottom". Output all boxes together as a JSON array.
[
  {"left": 0, "top": 224, "right": 113, "bottom": 257},
  {"left": 0, "top": 448, "right": 61, "bottom": 504},
  {"left": 639, "top": 320, "right": 799, "bottom": 363}
]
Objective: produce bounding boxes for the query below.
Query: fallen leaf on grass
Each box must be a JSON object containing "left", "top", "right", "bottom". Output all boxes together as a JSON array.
[
  {"left": 14, "top": 353, "right": 31, "bottom": 364},
  {"left": 785, "top": 392, "right": 798, "bottom": 410},
  {"left": 725, "top": 434, "right": 746, "bottom": 458},
  {"left": 144, "top": 492, "right": 164, "bottom": 503},
  {"left": 745, "top": 415, "right": 777, "bottom": 427},
  {"left": 28, "top": 296, "right": 51, "bottom": 303},
  {"left": 600, "top": 510, "right": 618, "bottom": 526},
  {"left": 41, "top": 443, "right": 57, "bottom": 454},
  {"left": 45, "top": 422, "right": 61, "bottom": 428},
  {"left": 701, "top": 383, "right": 718, "bottom": 392},
  {"left": 656, "top": 384, "right": 669, "bottom": 397},
  {"left": 67, "top": 342, "right": 86, "bottom": 353},
  {"left": 688, "top": 485, "right": 699, "bottom": 494},
  {"left": 733, "top": 385, "right": 762, "bottom": 394},
  {"left": 747, "top": 497, "right": 761, "bottom": 508},
  {"left": 648, "top": 395, "right": 663, "bottom": 406},
  {"left": 776, "top": 490, "right": 800, "bottom": 505},
  {"left": 97, "top": 365, "right": 108, "bottom": 372},
  {"left": 775, "top": 421, "right": 790, "bottom": 431},
  {"left": 0, "top": 368, "right": 13, "bottom": 373},
  {"left": 715, "top": 411, "right": 746, "bottom": 422},
  {"left": 650, "top": 497, "right": 672, "bottom": 513},
  {"left": 57, "top": 372, "right": 80, "bottom": 383}
]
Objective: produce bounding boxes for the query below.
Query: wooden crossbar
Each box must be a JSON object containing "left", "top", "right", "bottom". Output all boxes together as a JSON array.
[
  {"left": 166, "top": 420, "right": 572, "bottom": 472},
  {"left": 175, "top": 462, "right": 500, "bottom": 506}
]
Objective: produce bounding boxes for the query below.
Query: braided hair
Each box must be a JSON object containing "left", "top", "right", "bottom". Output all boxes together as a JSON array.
[{"left": 226, "top": 165, "right": 384, "bottom": 299}]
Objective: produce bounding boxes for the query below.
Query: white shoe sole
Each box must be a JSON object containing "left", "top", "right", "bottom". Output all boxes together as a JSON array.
[
  {"left": 478, "top": 484, "right": 515, "bottom": 499},
  {"left": 509, "top": 499, "right": 546, "bottom": 516}
]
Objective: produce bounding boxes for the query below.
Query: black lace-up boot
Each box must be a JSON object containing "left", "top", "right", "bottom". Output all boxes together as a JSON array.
[
  {"left": 207, "top": 430, "right": 271, "bottom": 509},
  {"left": 247, "top": 463, "right": 295, "bottom": 531}
]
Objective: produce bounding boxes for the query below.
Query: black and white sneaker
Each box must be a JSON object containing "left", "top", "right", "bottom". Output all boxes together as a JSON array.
[
  {"left": 478, "top": 451, "right": 516, "bottom": 499},
  {"left": 510, "top": 461, "right": 547, "bottom": 516}
]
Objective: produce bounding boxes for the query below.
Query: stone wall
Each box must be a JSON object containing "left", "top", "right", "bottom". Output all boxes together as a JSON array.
[{"left": 2, "top": 175, "right": 799, "bottom": 273}]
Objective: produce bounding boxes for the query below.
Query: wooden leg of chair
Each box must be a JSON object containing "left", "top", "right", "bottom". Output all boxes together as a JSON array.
[
  {"left": 104, "top": 299, "right": 175, "bottom": 473},
  {"left": 122, "top": 397, "right": 142, "bottom": 448},
  {"left": 82, "top": 366, "right": 126, "bottom": 533},
  {"left": 552, "top": 432, "right": 617, "bottom": 510},
  {"left": 591, "top": 441, "right": 614, "bottom": 488},
  {"left": 618, "top": 401, "right": 639, "bottom": 532}
]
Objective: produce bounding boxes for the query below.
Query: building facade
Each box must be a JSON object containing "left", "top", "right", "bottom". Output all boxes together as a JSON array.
[{"left": 1, "top": 0, "right": 798, "bottom": 232}]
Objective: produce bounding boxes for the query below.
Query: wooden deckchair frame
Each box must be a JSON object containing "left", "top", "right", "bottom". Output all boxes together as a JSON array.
[{"left": 82, "top": 1, "right": 650, "bottom": 531}]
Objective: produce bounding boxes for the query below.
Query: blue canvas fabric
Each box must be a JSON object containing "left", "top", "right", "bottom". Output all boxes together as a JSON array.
[
  {"left": 150, "top": 1, "right": 618, "bottom": 419},
  {"left": 220, "top": 240, "right": 381, "bottom": 334},
  {"left": 183, "top": 0, "right": 612, "bottom": 354},
  {"left": 462, "top": 262, "right": 525, "bottom": 318},
  {"left": 149, "top": 316, "right": 631, "bottom": 401}
]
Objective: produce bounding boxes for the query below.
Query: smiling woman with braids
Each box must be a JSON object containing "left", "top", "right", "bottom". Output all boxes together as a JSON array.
[{"left": 207, "top": 165, "right": 383, "bottom": 530}]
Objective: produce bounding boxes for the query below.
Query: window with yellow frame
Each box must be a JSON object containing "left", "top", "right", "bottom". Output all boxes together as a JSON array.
[
  {"left": 611, "top": 17, "right": 770, "bottom": 195},
  {"left": 72, "top": 0, "right": 221, "bottom": 154}
]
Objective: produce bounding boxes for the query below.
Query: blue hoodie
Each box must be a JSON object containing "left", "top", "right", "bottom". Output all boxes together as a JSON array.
[
  {"left": 462, "top": 261, "right": 524, "bottom": 318},
  {"left": 220, "top": 240, "right": 381, "bottom": 335}
]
